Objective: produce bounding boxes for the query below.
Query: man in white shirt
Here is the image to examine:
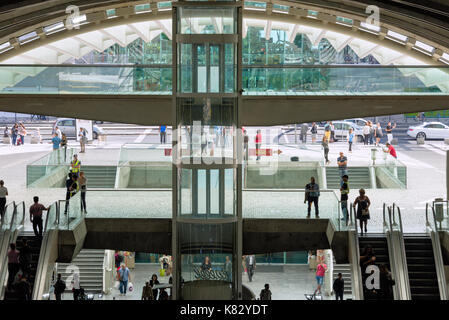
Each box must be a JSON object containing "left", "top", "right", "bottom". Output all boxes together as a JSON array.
[
  {"left": 0, "top": 180, "right": 8, "bottom": 220},
  {"left": 55, "top": 126, "right": 62, "bottom": 139},
  {"left": 362, "top": 124, "right": 370, "bottom": 145}
]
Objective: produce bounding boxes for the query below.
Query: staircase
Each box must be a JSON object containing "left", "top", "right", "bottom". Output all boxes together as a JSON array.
[
  {"left": 4, "top": 232, "right": 41, "bottom": 300},
  {"left": 404, "top": 235, "right": 440, "bottom": 300},
  {"left": 81, "top": 166, "right": 117, "bottom": 188},
  {"left": 326, "top": 167, "right": 370, "bottom": 189},
  {"left": 58, "top": 249, "right": 105, "bottom": 294},
  {"left": 359, "top": 234, "right": 392, "bottom": 300},
  {"left": 333, "top": 263, "right": 352, "bottom": 297}
]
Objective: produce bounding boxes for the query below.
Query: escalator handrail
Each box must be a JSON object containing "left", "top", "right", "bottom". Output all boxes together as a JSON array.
[
  {"left": 9, "top": 201, "right": 17, "bottom": 230},
  {"left": 430, "top": 205, "right": 449, "bottom": 300},
  {"left": 392, "top": 203, "right": 404, "bottom": 234},
  {"left": 0, "top": 202, "right": 14, "bottom": 229}
]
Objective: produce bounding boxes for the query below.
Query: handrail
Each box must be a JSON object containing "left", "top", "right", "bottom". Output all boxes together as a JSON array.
[
  {"left": 15, "top": 201, "right": 26, "bottom": 227},
  {"left": 392, "top": 203, "right": 404, "bottom": 233},
  {"left": 9, "top": 201, "right": 17, "bottom": 230},
  {"left": 429, "top": 204, "right": 449, "bottom": 300}
]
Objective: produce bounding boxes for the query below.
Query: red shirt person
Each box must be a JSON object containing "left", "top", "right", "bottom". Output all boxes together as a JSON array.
[{"left": 385, "top": 143, "right": 397, "bottom": 158}]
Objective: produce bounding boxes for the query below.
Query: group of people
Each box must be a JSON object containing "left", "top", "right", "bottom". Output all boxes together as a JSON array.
[
  {"left": 4, "top": 123, "right": 28, "bottom": 146},
  {"left": 6, "top": 241, "right": 34, "bottom": 300},
  {"left": 63, "top": 154, "right": 87, "bottom": 214},
  {"left": 362, "top": 121, "right": 397, "bottom": 146},
  {"left": 141, "top": 274, "right": 170, "bottom": 300}
]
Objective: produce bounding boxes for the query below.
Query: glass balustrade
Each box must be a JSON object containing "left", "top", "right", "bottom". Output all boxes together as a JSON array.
[
  {"left": 1, "top": 65, "right": 449, "bottom": 96},
  {"left": 27, "top": 148, "right": 74, "bottom": 186}
]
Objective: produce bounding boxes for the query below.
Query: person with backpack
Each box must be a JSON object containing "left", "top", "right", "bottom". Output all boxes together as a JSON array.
[
  {"left": 354, "top": 188, "right": 371, "bottom": 235},
  {"left": 54, "top": 273, "right": 66, "bottom": 301},
  {"left": 260, "top": 283, "right": 272, "bottom": 300},
  {"left": 305, "top": 177, "right": 320, "bottom": 218}
]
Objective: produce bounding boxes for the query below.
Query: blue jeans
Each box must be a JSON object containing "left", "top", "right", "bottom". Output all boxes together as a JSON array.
[
  {"left": 341, "top": 200, "right": 348, "bottom": 224},
  {"left": 339, "top": 168, "right": 347, "bottom": 179},
  {"left": 119, "top": 280, "right": 128, "bottom": 294}
]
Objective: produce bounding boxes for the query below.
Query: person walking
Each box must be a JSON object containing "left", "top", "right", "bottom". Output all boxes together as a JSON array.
[
  {"left": 141, "top": 281, "right": 154, "bottom": 300},
  {"left": 354, "top": 188, "right": 371, "bottom": 235},
  {"left": 385, "top": 122, "right": 396, "bottom": 144},
  {"left": 333, "top": 273, "right": 345, "bottom": 300},
  {"left": 78, "top": 171, "right": 87, "bottom": 214},
  {"left": 245, "top": 255, "right": 256, "bottom": 282},
  {"left": 379, "top": 264, "right": 395, "bottom": 300},
  {"left": 117, "top": 264, "right": 131, "bottom": 296},
  {"left": 29, "top": 196, "right": 49, "bottom": 238},
  {"left": 260, "top": 283, "right": 272, "bottom": 300},
  {"left": 369, "top": 121, "right": 375, "bottom": 145},
  {"left": 324, "top": 122, "right": 331, "bottom": 143},
  {"left": 7, "top": 243, "right": 20, "bottom": 291},
  {"left": 362, "top": 122, "right": 370, "bottom": 145},
  {"left": 311, "top": 122, "right": 318, "bottom": 143},
  {"left": 15, "top": 274, "right": 31, "bottom": 300},
  {"left": 224, "top": 256, "right": 232, "bottom": 282},
  {"left": 305, "top": 177, "right": 320, "bottom": 218},
  {"left": 70, "top": 154, "right": 81, "bottom": 178},
  {"left": 340, "top": 175, "right": 350, "bottom": 225},
  {"left": 61, "top": 133, "right": 68, "bottom": 162},
  {"left": 337, "top": 152, "right": 348, "bottom": 179},
  {"left": 51, "top": 133, "right": 61, "bottom": 164},
  {"left": 150, "top": 274, "right": 160, "bottom": 300},
  {"left": 160, "top": 125, "right": 167, "bottom": 144},
  {"left": 18, "top": 123, "right": 27, "bottom": 145},
  {"left": 255, "top": 130, "right": 262, "bottom": 161},
  {"left": 375, "top": 122, "right": 383, "bottom": 146},
  {"left": 300, "top": 123, "right": 308, "bottom": 144},
  {"left": 330, "top": 121, "right": 335, "bottom": 143},
  {"left": 78, "top": 127, "right": 87, "bottom": 153},
  {"left": 313, "top": 259, "right": 327, "bottom": 297},
  {"left": 322, "top": 136, "right": 330, "bottom": 164},
  {"left": 348, "top": 128, "right": 354, "bottom": 152},
  {"left": 54, "top": 273, "right": 66, "bottom": 301},
  {"left": 72, "top": 270, "right": 81, "bottom": 300},
  {"left": 0, "top": 180, "right": 8, "bottom": 221},
  {"left": 11, "top": 124, "right": 18, "bottom": 146}
]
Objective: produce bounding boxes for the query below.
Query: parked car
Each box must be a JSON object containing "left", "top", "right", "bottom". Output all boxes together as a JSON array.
[
  {"left": 407, "top": 122, "right": 449, "bottom": 140},
  {"left": 344, "top": 118, "right": 368, "bottom": 127},
  {"left": 52, "top": 118, "right": 104, "bottom": 139},
  {"left": 332, "top": 121, "right": 364, "bottom": 142}
]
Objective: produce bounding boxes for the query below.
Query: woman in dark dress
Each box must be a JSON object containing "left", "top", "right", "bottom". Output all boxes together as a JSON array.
[
  {"left": 353, "top": 188, "right": 371, "bottom": 235},
  {"left": 201, "top": 256, "right": 212, "bottom": 271},
  {"left": 150, "top": 274, "right": 160, "bottom": 300}
]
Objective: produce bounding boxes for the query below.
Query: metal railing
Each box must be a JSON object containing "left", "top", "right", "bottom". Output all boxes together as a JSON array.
[{"left": 426, "top": 202, "right": 449, "bottom": 300}]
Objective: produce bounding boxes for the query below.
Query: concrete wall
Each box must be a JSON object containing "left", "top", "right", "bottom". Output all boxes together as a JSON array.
[
  {"left": 246, "top": 162, "right": 318, "bottom": 189},
  {"left": 57, "top": 220, "right": 87, "bottom": 263},
  {"left": 115, "top": 165, "right": 131, "bottom": 188}
]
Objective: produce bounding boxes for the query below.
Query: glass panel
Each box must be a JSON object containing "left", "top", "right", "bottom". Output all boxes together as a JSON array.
[
  {"left": 225, "top": 168, "right": 234, "bottom": 215},
  {"left": 210, "top": 169, "right": 220, "bottom": 214},
  {"left": 210, "top": 45, "right": 220, "bottom": 93},
  {"left": 198, "top": 169, "right": 207, "bottom": 214},
  {"left": 197, "top": 44, "right": 207, "bottom": 93},
  {"left": 1, "top": 203, "right": 15, "bottom": 231},
  {"left": 181, "top": 168, "right": 192, "bottom": 215},
  {"left": 178, "top": 7, "right": 235, "bottom": 34}
]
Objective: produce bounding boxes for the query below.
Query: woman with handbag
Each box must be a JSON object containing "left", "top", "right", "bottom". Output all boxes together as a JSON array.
[{"left": 354, "top": 188, "right": 371, "bottom": 235}]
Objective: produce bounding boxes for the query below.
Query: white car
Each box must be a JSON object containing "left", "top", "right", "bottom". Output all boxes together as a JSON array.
[
  {"left": 344, "top": 118, "right": 368, "bottom": 127},
  {"left": 407, "top": 122, "right": 449, "bottom": 140},
  {"left": 331, "top": 121, "right": 364, "bottom": 142}
]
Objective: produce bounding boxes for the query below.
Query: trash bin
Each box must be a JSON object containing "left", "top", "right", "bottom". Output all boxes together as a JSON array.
[{"left": 434, "top": 198, "right": 444, "bottom": 223}]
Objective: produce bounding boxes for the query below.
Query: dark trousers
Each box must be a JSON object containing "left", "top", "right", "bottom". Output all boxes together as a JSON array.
[
  {"left": 0, "top": 197, "right": 6, "bottom": 220},
  {"left": 160, "top": 132, "right": 166, "bottom": 144},
  {"left": 256, "top": 143, "right": 261, "bottom": 160},
  {"left": 247, "top": 265, "right": 255, "bottom": 282},
  {"left": 363, "top": 134, "right": 369, "bottom": 145},
  {"left": 335, "top": 291, "right": 344, "bottom": 300},
  {"left": 349, "top": 141, "right": 353, "bottom": 151},
  {"left": 324, "top": 148, "right": 329, "bottom": 162},
  {"left": 307, "top": 197, "right": 319, "bottom": 216},
  {"left": 73, "top": 289, "right": 81, "bottom": 300},
  {"left": 7, "top": 263, "right": 20, "bottom": 290},
  {"left": 64, "top": 192, "right": 70, "bottom": 213},
  {"left": 55, "top": 292, "right": 62, "bottom": 301},
  {"left": 32, "top": 216, "right": 43, "bottom": 237},
  {"left": 81, "top": 192, "right": 86, "bottom": 212}
]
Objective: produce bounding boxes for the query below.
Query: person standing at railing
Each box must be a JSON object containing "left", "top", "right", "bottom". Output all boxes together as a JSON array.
[
  {"left": 0, "top": 180, "right": 8, "bottom": 221},
  {"left": 64, "top": 174, "right": 79, "bottom": 215},
  {"left": 305, "top": 177, "right": 320, "bottom": 218},
  {"left": 383, "top": 142, "right": 397, "bottom": 159},
  {"left": 29, "top": 196, "right": 49, "bottom": 238},
  {"left": 51, "top": 133, "right": 61, "bottom": 164},
  {"left": 337, "top": 152, "right": 348, "bottom": 179}
]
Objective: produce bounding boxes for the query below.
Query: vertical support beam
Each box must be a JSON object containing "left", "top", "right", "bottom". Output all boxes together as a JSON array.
[
  {"left": 171, "top": 5, "right": 179, "bottom": 301},
  {"left": 236, "top": 1, "right": 243, "bottom": 301},
  {"left": 447, "top": 150, "right": 449, "bottom": 201}
]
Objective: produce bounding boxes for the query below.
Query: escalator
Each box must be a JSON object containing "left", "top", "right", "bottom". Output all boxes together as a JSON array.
[
  {"left": 4, "top": 233, "right": 41, "bottom": 300},
  {"left": 404, "top": 235, "right": 440, "bottom": 300},
  {"left": 359, "top": 234, "right": 393, "bottom": 300}
]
